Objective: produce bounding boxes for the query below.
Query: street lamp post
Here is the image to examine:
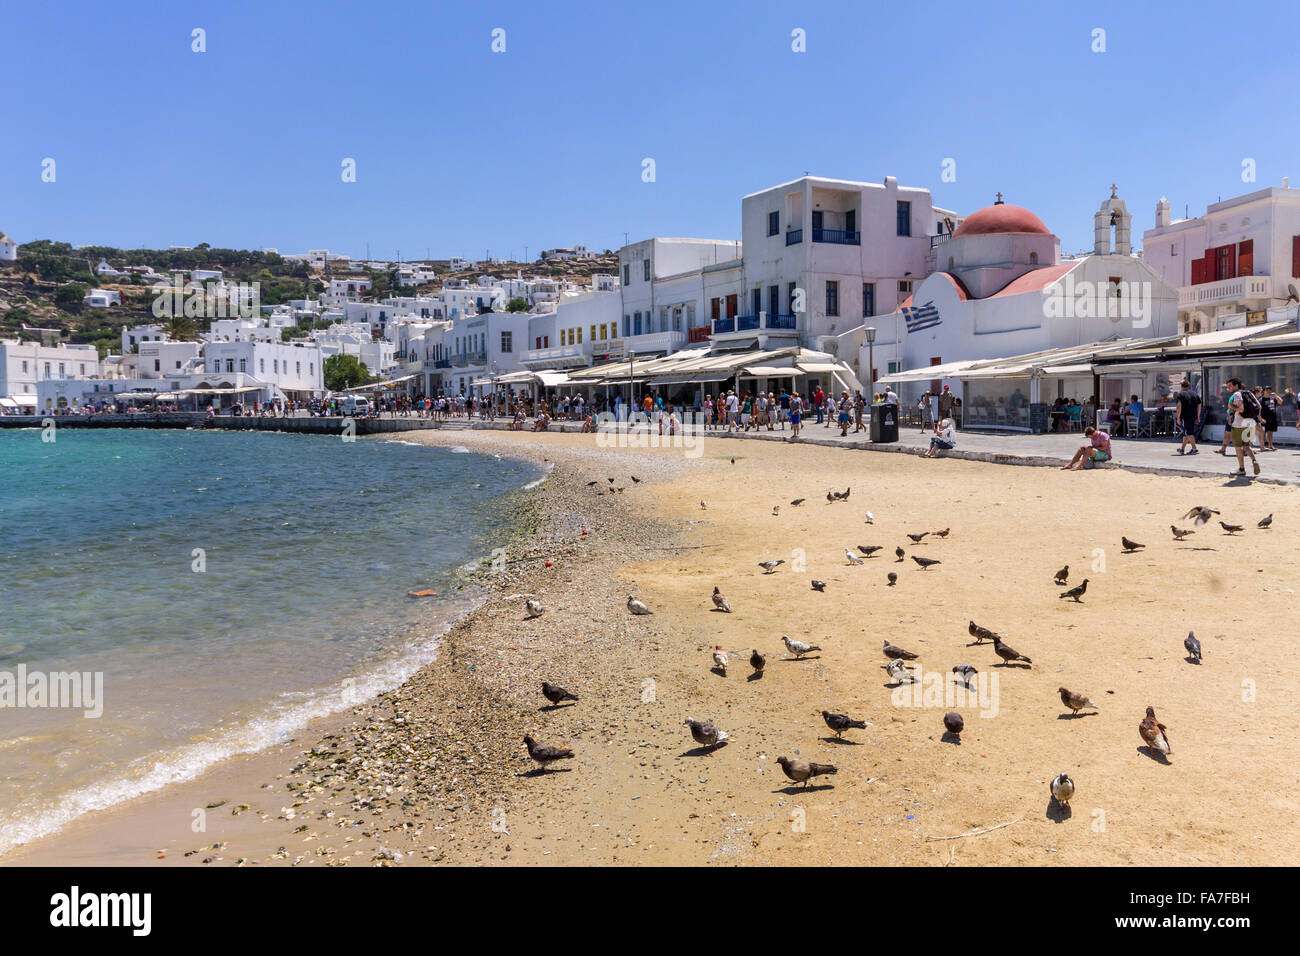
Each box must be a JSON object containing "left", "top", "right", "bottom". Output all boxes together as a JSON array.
[{"left": 865, "top": 326, "right": 877, "bottom": 411}]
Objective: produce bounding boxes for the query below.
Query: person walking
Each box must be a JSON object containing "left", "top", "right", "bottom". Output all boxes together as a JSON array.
[
  {"left": 1225, "top": 377, "right": 1261, "bottom": 477},
  {"left": 789, "top": 391, "right": 803, "bottom": 440},
  {"left": 1174, "top": 379, "right": 1201, "bottom": 455},
  {"left": 1260, "top": 386, "right": 1280, "bottom": 451},
  {"left": 814, "top": 385, "right": 826, "bottom": 426},
  {"left": 853, "top": 390, "right": 866, "bottom": 433}
]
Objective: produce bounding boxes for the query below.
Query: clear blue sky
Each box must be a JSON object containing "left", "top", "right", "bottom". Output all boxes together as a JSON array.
[{"left": 5, "top": 0, "right": 1298, "bottom": 260}]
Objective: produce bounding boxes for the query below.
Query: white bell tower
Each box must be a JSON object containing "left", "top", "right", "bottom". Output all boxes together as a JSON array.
[{"left": 1094, "top": 184, "right": 1132, "bottom": 256}]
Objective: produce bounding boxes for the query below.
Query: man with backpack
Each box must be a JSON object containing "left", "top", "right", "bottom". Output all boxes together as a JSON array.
[
  {"left": 1175, "top": 379, "right": 1202, "bottom": 455},
  {"left": 1225, "top": 377, "right": 1261, "bottom": 477}
]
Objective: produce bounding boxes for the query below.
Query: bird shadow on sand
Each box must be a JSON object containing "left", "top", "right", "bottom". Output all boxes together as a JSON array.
[
  {"left": 780, "top": 655, "right": 821, "bottom": 662},
  {"left": 1046, "top": 799, "right": 1073, "bottom": 822},
  {"left": 821, "top": 735, "right": 861, "bottom": 745},
  {"left": 774, "top": 783, "right": 835, "bottom": 794},
  {"left": 1056, "top": 711, "right": 1099, "bottom": 720},
  {"left": 682, "top": 743, "right": 729, "bottom": 757},
  {"left": 994, "top": 661, "right": 1032, "bottom": 669},
  {"left": 708, "top": 608, "right": 730, "bottom": 613},
  {"left": 940, "top": 731, "right": 962, "bottom": 745},
  {"left": 1179, "top": 546, "right": 1218, "bottom": 552},
  {"left": 519, "top": 767, "right": 573, "bottom": 778},
  {"left": 1221, "top": 476, "right": 1253, "bottom": 488},
  {"left": 746, "top": 672, "right": 765, "bottom": 682},
  {"left": 538, "top": 702, "right": 577, "bottom": 712},
  {"left": 1184, "top": 656, "right": 1202, "bottom": 666},
  {"left": 1137, "top": 746, "right": 1171, "bottom": 765},
  {"left": 710, "top": 666, "right": 728, "bottom": 678}
]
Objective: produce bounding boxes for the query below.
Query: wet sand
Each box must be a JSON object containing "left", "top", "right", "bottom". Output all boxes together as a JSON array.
[{"left": 9, "top": 428, "right": 1300, "bottom": 866}]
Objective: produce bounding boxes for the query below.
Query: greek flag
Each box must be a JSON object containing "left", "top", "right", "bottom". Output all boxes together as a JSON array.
[{"left": 904, "top": 300, "right": 941, "bottom": 333}]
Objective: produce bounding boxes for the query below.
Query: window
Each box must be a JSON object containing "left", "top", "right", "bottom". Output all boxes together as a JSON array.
[
  {"left": 633, "top": 311, "right": 642, "bottom": 335},
  {"left": 623, "top": 263, "right": 630, "bottom": 284},
  {"left": 752, "top": 288, "right": 762, "bottom": 315},
  {"left": 643, "top": 259, "right": 650, "bottom": 281},
  {"left": 1214, "top": 244, "right": 1235, "bottom": 282},
  {"left": 260, "top": 358, "right": 265, "bottom": 373},
  {"left": 501, "top": 331, "right": 513, "bottom": 353},
  {"left": 768, "top": 285, "right": 779, "bottom": 316},
  {"left": 767, "top": 211, "right": 779, "bottom": 236},
  {"left": 825, "top": 280, "right": 839, "bottom": 317},
  {"left": 154, "top": 360, "right": 161, "bottom": 371},
  {"left": 576, "top": 327, "right": 582, "bottom": 344},
  {"left": 21, "top": 361, "right": 27, "bottom": 373},
  {"left": 226, "top": 359, "right": 234, "bottom": 373},
  {"left": 896, "top": 200, "right": 912, "bottom": 237},
  {"left": 863, "top": 283, "right": 876, "bottom": 318},
  {"left": 725, "top": 294, "right": 738, "bottom": 318},
  {"left": 623, "top": 314, "right": 631, "bottom": 335},
  {"left": 1238, "top": 239, "right": 1254, "bottom": 276},
  {"left": 590, "top": 325, "right": 596, "bottom": 343},
  {"left": 1029, "top": 252, "right": 1038, "bottom": 265},
  {"left": 899, "top": 280, "right": 913, "bottom": 296},
  {"left": 887, "top": 361, "right": 900, "bottom": 375},
  {"left": 239, "top": 358, "right": 246, "bottom": 372},
  {"left": 710, "top": 298, "right": 721, "bottom": 320},
  {"left": 788, "top": 281, "right": 798, "bottom": 314},
  {"left": 845, "top": 209, "right": 856, "bottom": 235},
  {"left": 295, "top": 361, "right": 301, "bottom": 375}
]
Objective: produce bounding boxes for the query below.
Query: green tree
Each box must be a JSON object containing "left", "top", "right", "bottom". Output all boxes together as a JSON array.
[
  {"left": 505, "top": 296, "right": 529, "bottom": 313},
  {"left": 323, "top": 353, "right": 371, "bottom": 391}
]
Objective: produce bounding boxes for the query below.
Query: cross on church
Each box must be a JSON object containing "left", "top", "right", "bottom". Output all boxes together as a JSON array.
[
  {"left": 995, "top": 192, "right": 1003, "bottom": 203},
  {"left": 1110, "top": 183, "right": 1118, "bottom": 198}
]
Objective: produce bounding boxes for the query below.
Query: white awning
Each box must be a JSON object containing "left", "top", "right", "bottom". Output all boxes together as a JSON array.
[
  {"left": 650, "top": 372, "right": 734, "bottom": 386},
  {"left": 535, "top": 371, "right": 571, "bottom": 387},
  {"left": 1038, "top": 363, "right": 1094, "bottom": 375},
  {"left": 742, "top": 365, "right": 804, "bottom": 377},
  {"left": 9, "top": 395, "right": 38, "bottom": 405},
  {"left": 796, "top": 362, "right": 845, "bottom": 374}
]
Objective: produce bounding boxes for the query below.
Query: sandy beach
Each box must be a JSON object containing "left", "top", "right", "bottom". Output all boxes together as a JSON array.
[{"left": 9, "top": 427, "right": 1300, "bottom": 867}]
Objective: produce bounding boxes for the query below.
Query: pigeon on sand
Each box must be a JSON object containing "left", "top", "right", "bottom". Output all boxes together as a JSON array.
[
  {"left": 1184, "top": 631, "right": 1202, "bottom": 663},
  {"left": 952, "top": 664, "right": 978, "bottom": 685},
  {"left": 711, "top": 646, "right": 728, "bottom": 675},
  {"left": 523, "top": 735, "right": 574, "bottom": 771},
  {"left": 845, "top": 548, "right": 863, "bottom": 566},
  {"left": 1171, "top": 525, "right": 1194, "bottom": 540},
  {"left": 1220, "top": 521, "right": 1243, "bottom": 534},
  {"left": 907, "top": 532, "right": 929, "bottom": 544},
  {"left": 968, "top": 621, "right": 999, "bottom": 644},
  {"left": 883, "top": 640, "right": 919, "bottom": 661},
  {"left": 1058, "top": 686, "right": 1098, "bottom": 714},
  {"left": 626, "top": 594, "right": 652, "bottom": 615},
  {"left": 1139, "top": 706, "right": 1171, "bottom": 755},
  {"left": 1121, "top": 536, "right": 1145, "bottom": 552},
  {"left": 749, "top": 649, "right": 766, "bottom": 675},
  {"left": 1059, "top": 579, "right": 1089, "bottom": 602},
  {"left": 1054, "top": 565, "right": 1069, "bottom": 585},
  {"left": 912, "top": 555, "right": 941, "bottom": 569},
  {"left": 857, "top": 545, "right": 883, "bottom": 557},
  {"left": 810, "top": 580, "right": 826, "bottom": 592},
  {"left": 776, "top": 756, "right": 837, "bottom": 788},
  {"left": 782, "top": 635, "right": 822, "bottom": 659},
  {"left": 943, "top": 712, "right": 964, "bottom": 737},
  {"left": 1258, "top": 513, "right": 1273, "bottom": 529},
  {"left": 541, "top": 681, "right": 578, "bottom": 706},
  {"left": 887, "top": 572, "right": 898, "bottom": 586},
  {"left": 684, "top": 718, "right": 728, "bottom": 749},
  {"left": 1050, "top": 772, "right": 1075, "bottom": 808},
  {"left": 758, "top": 559, "right": 785, "bottom": 574},
  {"left": 790, "top": 498, "right": 805, "bottom": 507},
  {"left": 711, "top": 586, "right": 731, "bottom": 612},
  {"left": 895, "top": 547, "right": 905, "bottom": 562},
  {"left": 1184, "top": 505, "right": 1219, "bottom": 526},
  {"left": 524, "top": 598, "right": 544, "bottom": 619},
  {"left": 886, "top": 659, "right": 915, "bottom": 684},
  {"left": 992, "top": 636, "right": 1032, "bottom": 665},
  {"left": 821, "top": 710, "right": 867, "bottom": 738}
]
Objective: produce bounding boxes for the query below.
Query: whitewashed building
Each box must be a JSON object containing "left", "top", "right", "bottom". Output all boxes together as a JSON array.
[
  {"left": 1, "top": 234, "right": 20, "bottom": 261},
  {"left": 0, "top": 339, "right": 101, "bottom": 410}
]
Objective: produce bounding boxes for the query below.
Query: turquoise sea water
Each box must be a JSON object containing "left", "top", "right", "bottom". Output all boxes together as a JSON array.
[{"left": 0, "top": 428, "right": 540, "bottom": 856}]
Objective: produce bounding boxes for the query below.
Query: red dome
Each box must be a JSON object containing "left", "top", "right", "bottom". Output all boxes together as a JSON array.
[{"left": 952, "top": 203, "right": 1050, "bottom": 238}]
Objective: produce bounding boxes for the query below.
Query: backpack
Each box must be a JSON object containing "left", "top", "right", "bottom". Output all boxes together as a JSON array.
[{"left": 1238, "top": 389, "right": 1261, "bottom": 420}]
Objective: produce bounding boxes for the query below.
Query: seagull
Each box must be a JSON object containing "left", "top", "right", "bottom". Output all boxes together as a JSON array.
[
  {"left": 992, "top": 636, "right": 1031, "bottom": 665},
  {"left": 749, "top": 649, "right": 766, "bottom": 675},
  {"left": 886, "top": 572, "right": 898, "bottom": 586},
  {"left": 1258, "top": 513, "right": 1273, "bottom": 529},
  {"left": 758, "top": 559, "right": 785, "bottom": 574},
  {"left": 1219, "top": 521, "right": 1243, "bottom": 534},
  {"left": 524, "top": 598, "right": 544, "bottom": 618},
  {"left": 895, "top": 547, "right": 905, "bottom": 562},
  {"left": 626, "top": 594, "right": 652, "bottom": 615},
  {"left": 1139, "top": 706, "right": 1171, "bottom": 755},
  {"left": 810, "top": 579, "right": 826, "bottom": 592},
  {"left": 1054, "top": 565, "right": 1069, "bottom": 585},
  {"left": 845, "top": 548, "right": 863, "bottom": 566},
  {"left": 790, "top": 498, "right": 805, "bottom": 507},
  {"left": 712, "top": 586, "right": 731, "bottom": 612},
  {"left": 912, "top": 556, "right": 941, "bottom": 569},
  {"left": 822, "top": 710, "right": 868, "bottom": 738},
  {"left": 523, "top": 735, "right": 574, "bottom": 771},
  {"left": 1184, "top": 631, "right": 1202, "bottom": 663},
  {"left": 1121, "top": 536, "right": 1145, "bottom": 552},
  {"left": 711, "top": 646, "right": 728, "bottom": 675},
  {"left": 1184, "top": 505, "right": 1219, "bottom": 526},
  {"left": 1058, "top": 686, "right": 1098, "bottom": 714},
  {"left": 857, "top": 545, "right": 882, "bottom": 557},
  {"left": 684, "top": 718, "right": 728, "bottom": 749},
  {"left": 1171, "top": 525, "right": 1194, "bottom": 540},
  {"left": 883, "top": 640, "right": 919, "bottom": 661},
  {"left": 886, "top": 659, "right": 915, "bottom": 684},
  {"left": 952, "top": 664, "right": 978, "bottom": 685},
  {"left": 943, "top": 712, "right": 964, "bottom": 737},
  {"left": 541, "top": 681, "right": 578, "bottom": 706},
  {"left": 1059, "top": 579, "right": 1089, "bottom": 602},
  {"left": 776, "top": 756, "right": 837, "bottom": 788},
  {"left": 863, "top": 511, "right": 875, "bottom": 524},
  {"left": 1050, "top": 772, "right": 1075, "bottom": 808},
  {"left": 782, "top": 635, "right": 822, "bottom": 659},
  {"left": 968, "top": 621, "right": 999, "bottom": 644},
  {"left": 907, "top": 532, "right": 929, "bottom": 544}
]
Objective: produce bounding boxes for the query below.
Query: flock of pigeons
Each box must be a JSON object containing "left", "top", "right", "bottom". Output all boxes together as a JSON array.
[{"left": 519, "top": 486, "right": 1271, "bottom": 817}]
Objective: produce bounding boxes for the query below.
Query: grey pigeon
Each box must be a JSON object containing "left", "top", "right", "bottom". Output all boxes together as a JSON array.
[
  {"left": 1121, "top": 536, "right": 1144, "bottom": 552},
  {"left": 822, "top": 710, "right": 867, "bottom": 738},
  {"left": 886, "top": 659, "right": 915, "bottom": 684},
  {"left": 857, "top": 545, "right": 882, "bottom": 557},
  {"left": 887, "top": 572, "right": 898, "bottom": 586},
  {"left": 782, "top": 635, "right": 821, "bottom": 659},
  {"left": 943, "top": 712, "right": 964, "bottom": 736},
  {"left": 1184, "top": 631, "right": 1202, "bottom": 663},
  {"left": 992, "top": 636, "right": 1031, "bottom": 665},
  {"left": 684, "top": 717, "right": 728, "bottom": 749},
  {"left": 952, "top": 664, "right": 978, "bottom": 684},
  {"left": 540, "top": 681, "right": 578, "bottom": 706},
  {"left": 627, "top": 594, "right": 652, "bottom": 615},
  {"left": 523, "top": 735, "right": 574, "bottom": 771},
  {"left": 883, "top": 640, "right": 918, "bottom": 661},
  {"left": 1054, "top": 565, "right": 1069, "bottom": 585},
  {"left": 968, "top": 621, "right": 999, "bottom": 644},
  {"left": 1050, "top": 772, "right": 1075, "bottom": 807},
  {"left": 1258, "top": 513, "right": 1273, "bottom": 529},
  {"left": 912, "top": 555, "right": 941, "bottom": 569},
  {"left": 810, "top": 579, "right": 827, "bottom": 592},
  {"left": 1184, "top": 505, "right": 1219, "bottom": 526},
  {"left": 1171, "top": 525, "right": 1194, "bottom": 540},
  {"left": 790, "top": 498, "right": 805, "bottom": 506},
  {"left": 759, "top": 559, "right": 785, "bottom": 574},
  {"left": 776, "top": 756, "right": 837, "bottom": 788},
  {"left": 895, "top": 547, "right": 905, "bottom": 562},
  {"left": 907, "top": 532, "right": 929, "bottom": 544},
  {"left": 1059, "top": 579, "right": 1088, "bottom": 602},
  {"left": 1219, "top": 521, "right": 1242, "bottom": 534}
]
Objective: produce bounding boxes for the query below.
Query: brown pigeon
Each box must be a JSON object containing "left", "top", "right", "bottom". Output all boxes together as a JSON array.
[
  {"left": 968, "top": 621, "right": 999, "bottom": 644},
  {"left": 943, "top": 711, "right": 964, "bottom": 737},
  {"left": 1139, "top": 706, "right": 1171, "bottom": 755},
  {"left": 750, "top": 649, "right": 766, "bottom": 675},
  {"left": 776, "top": 756, "right": 838, "bottom": 788},
  {"left": 1121, "top": 536, "right": 1144, "bottom": 552},
  {"left": 523, "top": 735, "right": 574, "bottom": 771},
  {"left": 822, "top": 710, "right": 867, "bottom": 738},
  {"left": 1054, "top": 565, "right": 1069, "bottom": 585},
  {"left": 540, "top": 681, "right": 578, "bottom": 706},
  {"left": 883, "top": 640, "right": 919, "bottom": 661},
  {"left": 712, "top": 586, "right": 731, "bottom": 612},
  {"left": 992, "top": 636, "right": 1031, "bottom": 665},
  {"left": 1058, "top": 686, "right": 1098, "bottom": 714},
  {"left": 1171, "top": 525, "right": 1194, "bottom": 540}
]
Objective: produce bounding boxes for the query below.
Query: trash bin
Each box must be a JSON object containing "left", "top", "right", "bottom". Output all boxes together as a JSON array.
[{"left": 870, "top": 402, "right": 899, "bottom": 443}]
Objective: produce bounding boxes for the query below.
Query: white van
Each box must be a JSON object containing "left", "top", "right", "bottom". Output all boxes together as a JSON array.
[{"left": 341, "top": 396, "right": 371, "bottom": 417}]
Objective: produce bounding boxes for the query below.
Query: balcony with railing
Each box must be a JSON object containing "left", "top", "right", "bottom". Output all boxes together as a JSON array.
[
  {"left": 1179, "top": 274, "right": 1274, "bottom": 308},
  {"left": 812, "top": 228, "right": 860, "bottom": 245},
  {"left": 714, "top": 313, "right": 799, "bottom": 336},
  {"left": 520, "top": 342, "right": 592, "bottom": 368},
  {"left": 785, "top": 229, "right": 803, "bottom": 246}
]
